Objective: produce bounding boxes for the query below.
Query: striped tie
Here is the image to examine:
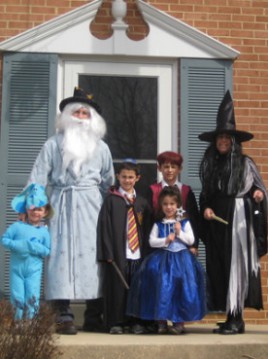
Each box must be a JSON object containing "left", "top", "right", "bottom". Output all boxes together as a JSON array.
[{"left": 127, "top": 199, "right": 139, "bottom": 253}]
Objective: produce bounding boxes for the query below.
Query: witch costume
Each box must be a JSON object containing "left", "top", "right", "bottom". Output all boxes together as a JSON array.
[
  {"left": 127, "top": 215, "right": 206, "bottom": 324},
  {"left": 199, "top": 90, "right": 268, "bottom": 334}
]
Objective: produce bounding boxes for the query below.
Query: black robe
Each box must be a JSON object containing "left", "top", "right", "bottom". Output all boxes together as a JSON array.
[
  {"left": 97, "top": 188, "right": 153, "bottom": 328},
  {"left": 199, "top": 157, "right": 267, "bottom": 313}
]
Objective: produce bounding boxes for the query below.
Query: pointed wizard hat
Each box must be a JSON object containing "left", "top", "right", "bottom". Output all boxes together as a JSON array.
[
  {"left": 59, "top": 87, "right": 102, "bottom": 114},
  {"left": 198, "top": 90, "right": 253, "bottom": 142}
]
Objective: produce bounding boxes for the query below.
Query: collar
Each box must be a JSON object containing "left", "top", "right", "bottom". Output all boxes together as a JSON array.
[
  {"left": 118, "top": 187, "right": 136, "bottom": 201},
  {"left": 161, "top": 179, "right": 182, "bottom": 190}
]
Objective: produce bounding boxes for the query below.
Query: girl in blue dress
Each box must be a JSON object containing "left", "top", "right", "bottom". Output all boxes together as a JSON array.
[{"left": 127, "top": 186, "right": 206, "bottom": 334}]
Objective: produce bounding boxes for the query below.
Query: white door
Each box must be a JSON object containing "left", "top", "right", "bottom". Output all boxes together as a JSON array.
[{"left": 63, "top": 58, "right": 177, "bottom": 192}]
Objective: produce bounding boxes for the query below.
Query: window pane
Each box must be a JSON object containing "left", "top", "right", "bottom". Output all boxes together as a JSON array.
[
  {"left": 79, "top": 75, "right": 157, "bottom": 159},
  {"left": 79, "top": 75, "right": 158, "bottom": 192}
]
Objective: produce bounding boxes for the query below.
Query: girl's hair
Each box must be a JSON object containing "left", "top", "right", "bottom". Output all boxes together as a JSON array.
[{"left": 156, "top": 186, "right": 182, "bottom": 220}]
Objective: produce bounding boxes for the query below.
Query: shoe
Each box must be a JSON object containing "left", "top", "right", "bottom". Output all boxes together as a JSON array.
[
  {"left": 56, "top": 321, "right": 77, "bottom": 335},
  {"left": 131, "top": 324, "right": 147, "bottom": 334},
  {"left": 213, "top": 319, "right": 229, "bottom": 333},
  {"left": 216, "top": 321, "right": 226, "bottom": 327},
  {"left": 109, "top": 326, "right": 123, "bottom": 334},
  {"left": 158, "top": 321, "right": 168, "bottom": 334},
  {"left": 123, "top": 326, "right": 131, "bottom": 334},
  {"left": 169, "top": 323, "right": 185, "bottom": 335},
  {"left": 145, "top": 323, "right": 158, "bottom": 334},
  {"left": 219, "top": 320, "right": 245, "bottom": 335},
  {"left": 83, "top": 323, "right": 106, "bottom": 333}
]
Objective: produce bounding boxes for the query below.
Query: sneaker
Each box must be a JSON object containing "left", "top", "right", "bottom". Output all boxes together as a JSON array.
[
  {"left": 169, "top": 323, "right": 185, "bottom": 335},
  {"left": 56, "top": 321, "right": 77, "bottom": 335},
  {"left": 109, "top": 325, "right": 123, "bottom": 334},
  {"left": 158, "top": 321, "right": 168, "bottom": 334},
  {"left": 131, "top": 323, "right": 147, "bottom": 334}
]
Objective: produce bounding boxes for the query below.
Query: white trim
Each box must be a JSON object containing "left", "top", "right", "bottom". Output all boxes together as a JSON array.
[
  {"left": 62, "top": 57, "right": 177, "bottom": 152},
  {"left": 0, "top": 0, "right": 239, "bottom": 59}
]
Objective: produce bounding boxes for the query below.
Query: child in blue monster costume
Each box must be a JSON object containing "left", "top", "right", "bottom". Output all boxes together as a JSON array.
[{"left": 1, "top": 183, "right": 52, "bottom": 319}]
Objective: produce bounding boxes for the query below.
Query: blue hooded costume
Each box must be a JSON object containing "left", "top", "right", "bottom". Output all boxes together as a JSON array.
[{"left": 1, "top": 184, "right": 51, "bottom": 319}]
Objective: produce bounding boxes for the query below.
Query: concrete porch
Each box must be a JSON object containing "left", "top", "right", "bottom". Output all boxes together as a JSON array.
[{"left": 56, "top": 324, "right": 268, "bottom": 359}]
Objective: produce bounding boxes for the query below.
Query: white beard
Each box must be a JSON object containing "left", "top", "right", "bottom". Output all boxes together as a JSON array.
[{"left": 56, "top": 104, "right": 106, "bottom": 176}]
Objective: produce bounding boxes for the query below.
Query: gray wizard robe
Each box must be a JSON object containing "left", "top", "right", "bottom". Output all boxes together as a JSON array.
[{"left": 28, "top": 133, "right": 114, "bottom": 300}]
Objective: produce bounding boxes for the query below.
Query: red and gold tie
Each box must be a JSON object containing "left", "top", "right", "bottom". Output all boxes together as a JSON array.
[{"left": 127, "top": 198, "right": 139, "bottom": 253}]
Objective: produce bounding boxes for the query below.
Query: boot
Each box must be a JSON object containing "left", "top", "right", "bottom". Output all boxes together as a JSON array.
[
  {"left": 83, "top": 298, "right": 105, "bottom": 332},
  {"left": 219, "top": 311, "right": 245, "bottom": 335}
]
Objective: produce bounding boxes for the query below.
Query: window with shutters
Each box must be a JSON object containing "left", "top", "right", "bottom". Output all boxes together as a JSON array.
[{"left": 0, "top": 52, "right": 57, "bottom": 297}]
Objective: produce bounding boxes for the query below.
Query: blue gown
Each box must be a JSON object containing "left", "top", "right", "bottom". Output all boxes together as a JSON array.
[{"left": 127, "top": 219, "right": 206, "bottom": 323}]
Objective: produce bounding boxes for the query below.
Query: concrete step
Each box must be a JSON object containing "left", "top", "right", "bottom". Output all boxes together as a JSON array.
[{"left": 57, "top": 324, "right": 268, "bottom": 359}]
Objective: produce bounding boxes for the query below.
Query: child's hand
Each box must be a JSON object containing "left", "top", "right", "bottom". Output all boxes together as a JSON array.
[
  {"left": 174, "top": 222, "right": 181, "bottom": 235},
  {"left": 166, "top": 233, "right": 175, "bottom": 244}
]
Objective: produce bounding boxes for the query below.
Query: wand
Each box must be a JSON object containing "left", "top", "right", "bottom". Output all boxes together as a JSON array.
[
  {"left": 212, "top": 214, "right": 228, "bottom": 225},
  {"left": 111, "top": 261, "right": 129, "bottom": 290}
]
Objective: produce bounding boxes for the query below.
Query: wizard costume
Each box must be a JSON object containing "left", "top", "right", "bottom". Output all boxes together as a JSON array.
[
  {"left": 127, "top": 218, "right": 206, "bottom": 323},
  {"left": 97, "top": 186, "right": 152, "bottom": 329},
  {"left": 1, "top": 184, "right": 51, "bottom": 319},
  {"left": 27, "top": 89, "right": 114, "bottom": 302},
  {"left": 199, "top": 90, "right": 268, "bottom": 333}
]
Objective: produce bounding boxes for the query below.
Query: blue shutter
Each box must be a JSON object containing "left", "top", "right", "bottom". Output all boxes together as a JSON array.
[
  {"left": 0, "top": 52, "right": 58, "bottom": 297},
  {"left": 180, "top": 58, "right": 233, "bottom": 269}
]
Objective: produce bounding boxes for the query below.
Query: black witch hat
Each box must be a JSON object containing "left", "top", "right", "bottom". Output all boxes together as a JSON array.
[
  {"left": 198, "top": 90, "right": 253, "bottom": 142},
  {"left": 59, "top": 87, "right": 102, "bottom": 114}
]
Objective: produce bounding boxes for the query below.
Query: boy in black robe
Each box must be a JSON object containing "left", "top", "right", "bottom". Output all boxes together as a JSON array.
[{"left": 97, "top": 159, "right": 153, "bottom": 334}]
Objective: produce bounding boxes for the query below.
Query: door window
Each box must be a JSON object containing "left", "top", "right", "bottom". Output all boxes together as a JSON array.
[{"left": 64, "top": 60, "right": 176, "bottom": 195}]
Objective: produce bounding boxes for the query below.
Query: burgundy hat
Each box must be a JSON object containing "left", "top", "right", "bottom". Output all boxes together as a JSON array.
[
  {"left": 59, "top": 87, "right": 102, "bottom": 114},
  {"left": 198, "top": 90, "right": 253, "bottom": 143},
  {"left": 157, "top": 151, "right": 183, "bottom": 167}
]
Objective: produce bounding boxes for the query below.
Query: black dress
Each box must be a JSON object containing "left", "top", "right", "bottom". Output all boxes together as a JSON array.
[{"left": 199, "top": 157, "right": 267, "bottom": 313}]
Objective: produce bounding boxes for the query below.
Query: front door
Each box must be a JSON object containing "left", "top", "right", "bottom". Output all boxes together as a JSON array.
[{"left": 63, "top": 58, "right": 178, "bottom": 195}]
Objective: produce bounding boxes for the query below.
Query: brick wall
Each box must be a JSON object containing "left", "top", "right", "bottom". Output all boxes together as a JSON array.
[{"left": 0, "top": 0, "right": 268, "bottom": 324}]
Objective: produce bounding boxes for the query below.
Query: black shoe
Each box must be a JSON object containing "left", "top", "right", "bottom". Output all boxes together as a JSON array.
[
  {"left": 145, "top": 323, "right": 158, "bottom": 334},
  {"left": 82, "top": 323, "right": 106, "bottom": 333},
  {"left": 56, "top": 321, "right": 77, "bottom": 335},
  {"left": 158, "top": 322, "right": 168, "bottom": 334},
  {"left": 131, "top": 324, "right": 147, "bottom": 334},
  {"left": 168, "top": 323, "right": 185, "bottom": 335},
  {"left": 216, "top": 321, "right": 226, "bottom": 327},
  {"left": 123, "top": 326, "right": 131, "bottom": 334},
  {"left": 220, "top": 320, "right": 245, "bottom": 335},
  {"left": 110, "top": 326, "right": 123, "bottom": 334}
]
